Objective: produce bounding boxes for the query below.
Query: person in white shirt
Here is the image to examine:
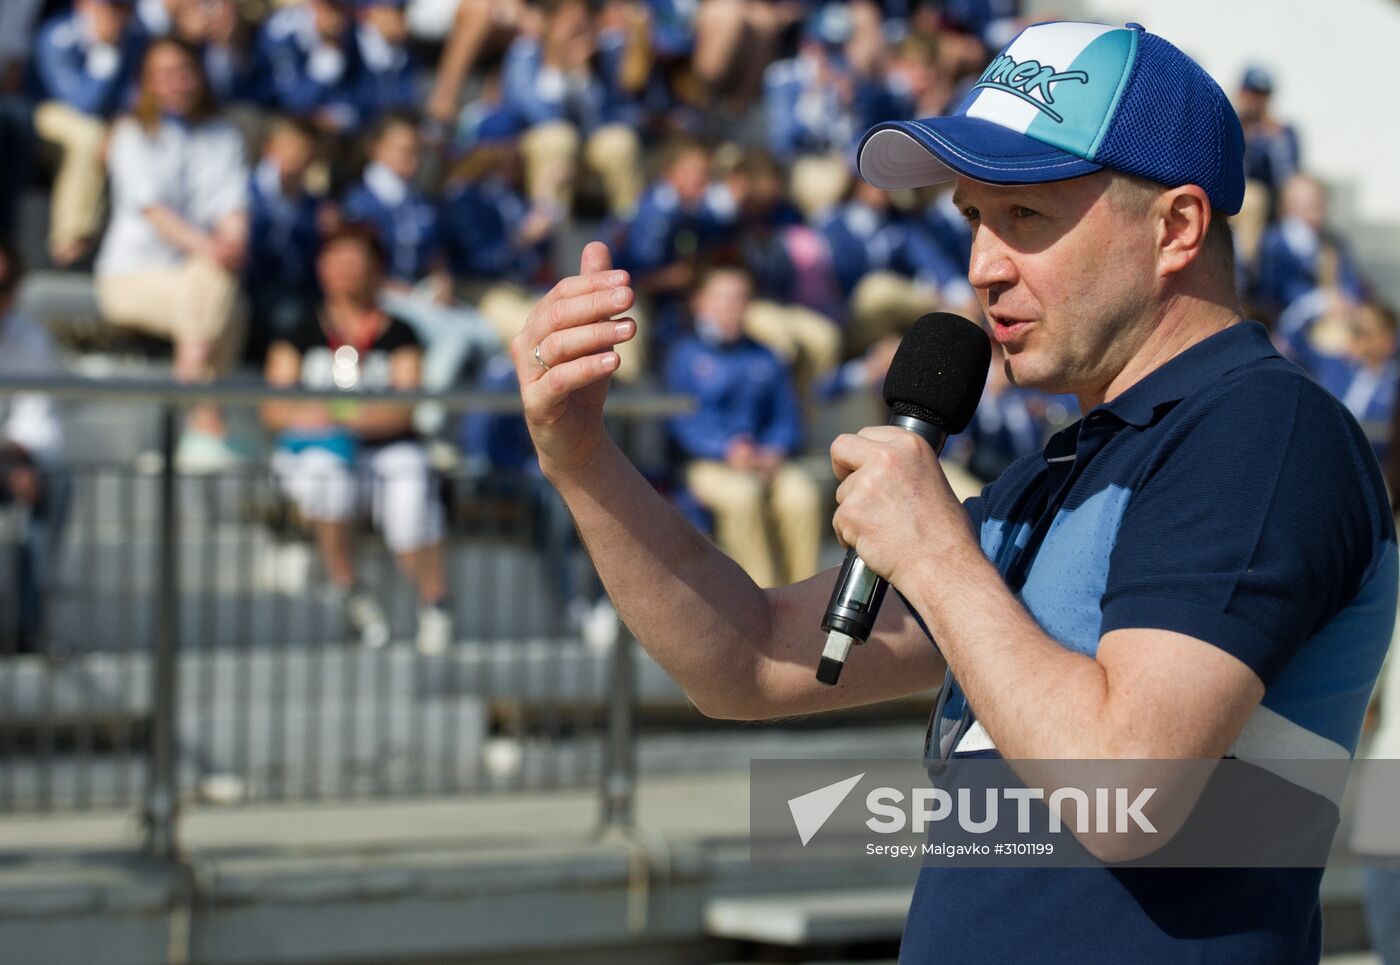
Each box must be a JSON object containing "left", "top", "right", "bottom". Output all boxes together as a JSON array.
[
  {"left": 94, "top": 37, "right": 250, "bottom": 470},
  {"left": 0, "top": 244, "right": 69, "bottom": 654}
]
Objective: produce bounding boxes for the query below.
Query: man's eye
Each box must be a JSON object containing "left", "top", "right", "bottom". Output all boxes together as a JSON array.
[
  {"left": 960, "top": 207, "right": 979, "bottom": 222},
  {"left": 1012, "top": 206, "right": 1039, "bottom": 218}
]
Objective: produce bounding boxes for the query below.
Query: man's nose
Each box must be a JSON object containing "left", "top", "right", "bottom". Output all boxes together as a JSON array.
[{"left": 966, "top": 229, "right": 1017, "bottom": 292}]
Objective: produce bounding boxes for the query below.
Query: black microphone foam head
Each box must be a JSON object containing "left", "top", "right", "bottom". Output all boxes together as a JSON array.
[{"left": 882, "top": 313, "right": 992, "bottom": 434}]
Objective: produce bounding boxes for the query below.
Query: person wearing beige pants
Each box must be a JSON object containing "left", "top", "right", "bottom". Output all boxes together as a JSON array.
[
  {"left": 33, "top": 102, "right": 110, "bottom": 266},
  {"left": 666, "top": 266, "right": 824, "bottom": 588},
  {"left": 743, "top": 299, "right": 842, "bottom": 403},
  {"left": 686, "top": 459, "right": 822, "bottom": 588},
  {"left": 519, "top": 119, "right": 643, "bottom": 218},
  {"left": 94, "top": 40, "right": 250, "bottom": 468},
  {"left": 96, "top": 256, "right": 245, "bottom": 377}
]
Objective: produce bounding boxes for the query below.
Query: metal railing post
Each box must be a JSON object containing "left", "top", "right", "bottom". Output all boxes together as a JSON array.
[
  {"left": 599, "top": 624, "right": 638, "bottom": 830},
  {"left": 144, "top": 403, "right": 180, "bottom": 858}
]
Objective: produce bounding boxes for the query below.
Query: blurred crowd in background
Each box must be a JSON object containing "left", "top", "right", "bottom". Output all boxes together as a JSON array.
[{"left": 0, "top": 0, "right": 1396, "bottom": 649}]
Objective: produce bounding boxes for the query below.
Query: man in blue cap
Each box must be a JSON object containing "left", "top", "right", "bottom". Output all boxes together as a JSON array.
[
  {"left": 510, "top": 21, "right": 1395, "bottom": 962},
  {"left": 1237, "top": 63, "right": 1302, "bottom": 208}
]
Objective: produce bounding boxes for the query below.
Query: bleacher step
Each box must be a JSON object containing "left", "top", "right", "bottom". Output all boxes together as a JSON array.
[{"left": 704, "top": 887, "right": 915, "bottom": 946}]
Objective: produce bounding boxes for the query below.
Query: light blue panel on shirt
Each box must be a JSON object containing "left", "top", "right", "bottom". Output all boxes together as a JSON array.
[
  {"left": 978, "top": 516, "right": 1032, "bottom": 573},
  {"left": 1016, "top": 484, "right": 1134, "bottom": 656}
]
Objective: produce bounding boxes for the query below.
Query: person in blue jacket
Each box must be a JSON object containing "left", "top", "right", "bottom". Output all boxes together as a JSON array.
[
  {"left": 164, "top": 0, "right": 260, "bottom": 108},
  {"left": 254, "top": 0, "right": 364, "bottom": 133},
  {"left": 441, "top": 141, "right": 554, "bottom": 291},
  {"left": 1236, "top": 65, "right": 1301, "bottom": 210},
  {"left": 762, "top": 5, "right": 871, "bottom": 164},
  {"left": 34, "top": 0, "right": 144, "bottom": 266},
  {"left": 341, "top": 112, "right": 498, "bottom": 401},
  {"left": 1276, "top": 292, "right": 1398, "bottom": 463},
  {"left": 354, "top": 0, "right": 418, "bottom": 119},
  {"left": 816, "top": 177, "right": 974, "bottom": 350},
  {"left": 1252, "top": 173, "right": 1367, "bottom": 321},
  {"left": 617, "top": 135, "right": 737, "bottom": 362},
  {"left": 439, "top": 137, "right": 562, "bottom": 367},
  {"left": 666, "top": 264, "right": 822, "bottom": 588},
  {"left": 246, "top": 116, "right": 328, "bottom": 362},
  {"left": 501, "top": 0, "right": 643, "bottom": 217}
]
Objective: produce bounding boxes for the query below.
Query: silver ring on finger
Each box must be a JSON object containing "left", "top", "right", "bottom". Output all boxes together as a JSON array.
[{"left": 534, "top": 342, "right": 550, "bottom": 371}]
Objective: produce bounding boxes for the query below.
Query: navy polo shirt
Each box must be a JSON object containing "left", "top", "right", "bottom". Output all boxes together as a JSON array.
[{"left": 900, "top": 321, "right": 1397, "bottom": 964}]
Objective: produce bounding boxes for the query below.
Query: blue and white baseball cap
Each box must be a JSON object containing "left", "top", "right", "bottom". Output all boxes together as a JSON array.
[{"left": 857, "top": 21, "right": 1246, "bottom": 214}]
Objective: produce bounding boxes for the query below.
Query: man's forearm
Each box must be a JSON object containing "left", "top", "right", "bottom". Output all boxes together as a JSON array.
[
  {"left": 902, "top": 545, "right": 1116, "bottom": 759},
  {"left": 547, "top": 437, "right": 774, "bottom": 718}
]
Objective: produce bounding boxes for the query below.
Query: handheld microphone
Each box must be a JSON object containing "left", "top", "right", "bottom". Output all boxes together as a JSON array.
[{"left": 816, "top": 313, "right": 991, "bottom": 686}]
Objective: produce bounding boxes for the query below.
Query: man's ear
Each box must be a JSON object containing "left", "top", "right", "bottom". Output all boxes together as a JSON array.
[{"left": 1156, "top": 186, "right": 1211, "bottom": 279}]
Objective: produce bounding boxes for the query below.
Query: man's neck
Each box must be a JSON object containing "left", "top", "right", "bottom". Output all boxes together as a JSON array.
[{"left": 1079, "top": 299, "right": 1241, "bottom": 412}]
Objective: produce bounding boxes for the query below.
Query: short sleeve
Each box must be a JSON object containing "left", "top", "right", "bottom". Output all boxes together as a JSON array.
[{"left": 1099, "top": 367, "right": 1390, "bottom": 685}]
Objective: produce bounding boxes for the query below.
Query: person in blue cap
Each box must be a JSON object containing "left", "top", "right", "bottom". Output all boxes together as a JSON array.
[
  {"left": 510, "top": 21, "right": 1395, "bottom": 964},
  {"left": 1236, "top": 64, "right": 1301, "bottom": 211}
]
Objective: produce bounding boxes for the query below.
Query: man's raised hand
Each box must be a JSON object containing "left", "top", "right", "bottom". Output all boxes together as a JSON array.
[{"left": 512, "top": 241, "right": 637, "bottom": 477}]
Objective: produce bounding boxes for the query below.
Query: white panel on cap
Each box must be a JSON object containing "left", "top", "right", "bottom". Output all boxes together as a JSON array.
[{"left": 965, "top": 21, "right": 1117, "bottom": 134}]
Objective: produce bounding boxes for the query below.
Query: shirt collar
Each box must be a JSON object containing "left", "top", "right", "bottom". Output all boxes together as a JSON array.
[
  {"left": 1094, "top": 320, "right": 1281, "bottom": 429},
  {"left": 364, "top": 162, "right": 408, "bottom": 206},
  {"left": 255, "top": 158, "right": 292, "bottom": 201},
  {"left": 357, "top": 24, "right": 406, "bottom": 73}
]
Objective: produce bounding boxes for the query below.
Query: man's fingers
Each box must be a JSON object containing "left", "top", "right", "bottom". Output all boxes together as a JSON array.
[
  {"left": 834, "top": 471, "right": 857, "bottom": 507},
  {"left": 856, "top": 425, "right": 904, "bottom": 444},
  {"left": 548, "top": 267, "right": 630, "bottom": 304},
  {"left": 513, "top": 244, "right": 626, "bottom": 369},
  {"left": 538, "top": 285, "right": 636, "bottom": 340},
  {"left": 538, "top": 318, "right": 636, "bottom": 369},
  {"left": 580, "top": 240, "right": 613, "bottom": 276},
  {"left": 524, "top": 350, "right": 620, "bottom": 406},
  {"left": 829, "top": 432, "right": 869, "bottom": 483}
]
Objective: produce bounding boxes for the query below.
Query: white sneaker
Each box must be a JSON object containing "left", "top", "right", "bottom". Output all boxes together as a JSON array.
[
  {"left": 175, "top": 430, "right": 248, "bottom": 474},
  {"left": 345, "top": 590, "right": 390, "bottom": 648},
  {"left": 416, "top": 603, "right": 452, "bottom": 655},
  {"left": 581, "top": 598, "right": 620, "bottom": 654}
]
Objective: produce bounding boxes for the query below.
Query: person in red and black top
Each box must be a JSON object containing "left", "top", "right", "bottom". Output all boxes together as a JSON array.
[{"left": 261, "top": 222, "right": 452, "bottom": 654}]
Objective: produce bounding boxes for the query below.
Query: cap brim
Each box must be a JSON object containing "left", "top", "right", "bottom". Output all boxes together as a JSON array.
[{"left": 857, "top": 116, "right": 1103, "bottom": 190}]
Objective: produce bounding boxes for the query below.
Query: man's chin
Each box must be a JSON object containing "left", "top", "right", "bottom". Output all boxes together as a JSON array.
[{"left": 1004, "top": 357, "right": 1069, "bottom": 395}]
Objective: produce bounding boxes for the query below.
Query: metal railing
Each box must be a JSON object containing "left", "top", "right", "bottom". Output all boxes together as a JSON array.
[{"left": 0, "top": 376, "right": 692, "bottom": 858}]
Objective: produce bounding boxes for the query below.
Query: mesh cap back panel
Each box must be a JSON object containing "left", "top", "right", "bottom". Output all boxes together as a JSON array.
[{"left": 1093, "top": 33, "right": 1245, "bottom": 213}]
